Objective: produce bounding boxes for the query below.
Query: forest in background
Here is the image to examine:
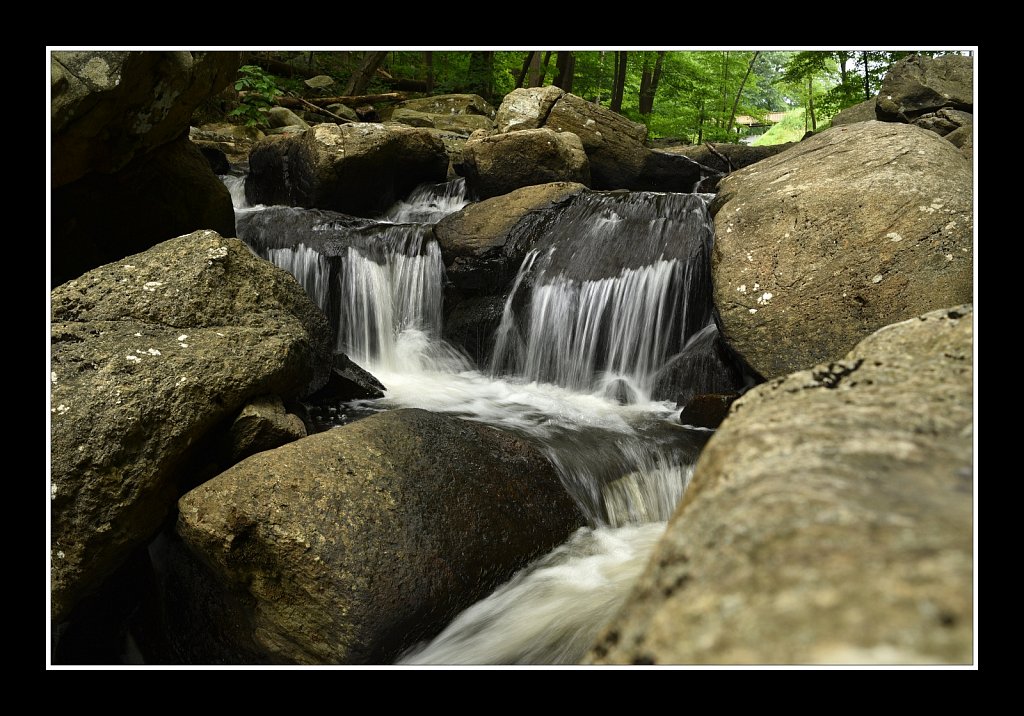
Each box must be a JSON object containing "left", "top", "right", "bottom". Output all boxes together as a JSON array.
[{"left": 231, "top": 50, "right": 970, "bottom": 143}]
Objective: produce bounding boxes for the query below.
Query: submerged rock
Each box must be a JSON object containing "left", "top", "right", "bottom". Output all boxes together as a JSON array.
[
  {"left": 588, "top": 306, "right": 974, "bottom": 665},
  {"left": 175, "top": 408, "right": 584, "bottom": 664}
]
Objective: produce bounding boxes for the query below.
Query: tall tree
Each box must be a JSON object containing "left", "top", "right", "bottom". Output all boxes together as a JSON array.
[
  {"left": 610, "top": 51, "right": 628, "bottom": 113},
  {"left": 423, "top": 51, "right": 433, "bottom": 93},
  {"left": 467, "top": 51, "right": 494, "bottom": 100},
  {"left": 528, "top": 50, "right": 542, "bottom": 88},
  {"left": 555, "top": 51, "right": 575, "bottom": 92},
  {"left": 344, "top": 51, "right": 388, "bottom": 96},
  {"left": 538, "top": 51, "right": 553, "bottom": 86},
  {"left": 638, "top": 51, "right": 666, "bottom": 115},
  {"left": 725, "top": 51, "right": 760, "bottom": 134},
  {"left": 515, "top": 51, "right": 536, "bottom": 89}
]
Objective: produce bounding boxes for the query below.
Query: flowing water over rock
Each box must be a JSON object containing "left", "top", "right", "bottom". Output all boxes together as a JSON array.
[{"left": 227, "top": 175, "right": 724, "bottom": 664}]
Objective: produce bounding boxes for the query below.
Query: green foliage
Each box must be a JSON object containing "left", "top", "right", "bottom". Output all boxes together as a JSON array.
[
  {"left": 752, "top": 109, "right": 807, "bottom": 146},
  {"left": 229, "top": 65, "right": 282, "bottom": 128}
]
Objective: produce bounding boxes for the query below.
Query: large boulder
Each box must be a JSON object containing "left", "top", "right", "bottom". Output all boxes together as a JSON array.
[
  {"left": 587, "top": 306, "right": 974, "bottom": 665},
  {"left": 175, "top": 408, "right": 584, "bottom": 664},
  {"left": 542, "top": 92, "right": 649, "bottom": 189},
  {"left": 456, "top": 128, "right": 590, "bottom": 199},
  {"left": 433, "top": 182, "right": 587, "bottom": 297},
  {"left": 51, "top": 137, "right": 236, "bottom": 288},
  {"left": 711, "top": 120, "right": 973, "bottom": 379},
  {"left": 50, "top": 230, "right": 333, "bottom": 622},
  {"left": 494, "top": 86, "right": 564, "bottom": 132},
  {"left": 245, "top": 122, "right": 449, "bottom": 217},
  {"left": 830, "top": 97, "right": 878, "bottom": 126},
  {"left": 876, "top": 53, "right": 973, "bottom": 121},
  {"left": 51, "top": 51, "right": 240, "bottom": 187}
]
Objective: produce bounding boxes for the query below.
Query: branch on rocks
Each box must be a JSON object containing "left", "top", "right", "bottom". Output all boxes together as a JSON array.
[
  {"left": 704, "top": 143, "right": 734, "bottom": 173},
  {"left": 276, "top": 93, "right": 410, "bottom": 110},
  {"left": 284, "top": 93, "right": 355, "bottom": 124}
]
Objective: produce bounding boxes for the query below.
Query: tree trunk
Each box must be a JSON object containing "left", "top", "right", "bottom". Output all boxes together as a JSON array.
[
  {"left": 638, "top": 53, "right": 652, "bottom": 115},
  {"left": 528, "top": 51, "right": 543, "bottom": 88},
  {"left": 538, "top": 51, "right": 553, "bottom": 86},
  {"left": 697, "top": 101, "right": 705, "bottom": 144},
  {"left": 344, "top": 51, "right": 388, "bottom": 96},
  {"left": 610, "top": 51, "right": 628, "bottom": 113},
  {"left": 595, "top": 51, "right": 606, "bottom": 104},
  {"left": 862, "top": 51, "right": 871, "bottom": 100},
  {"left": 725, "top": 51, "right": 760, "bottom": 134},
  {"left": 468, "top": 51, "right": 494, "bottom": 100},
  {"left": 515, "top": 52, "right": 535, "bottom": 89},
  {"left": 639, "top": 51, "right": 666, "bottom": 115},
  {"left": 555, "top": 51, "right": 575, "bottom": 92},
  {"left": 424, "top": 51, "right": 433, "bottom": 94},
  {"left": 718, "top": 51, "right": 730, "bottom": 128},
  {"left": 808, "top": 76, "right": 816, "bottom": 131}
]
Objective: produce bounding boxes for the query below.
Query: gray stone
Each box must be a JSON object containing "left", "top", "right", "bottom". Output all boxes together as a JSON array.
[
  {"left": 391, "top": 108, "right": 436, "bottom": 128},
  {"left": 325, "top": 103, "right": 360, "bottom": 122},
  {"left": 50, "top": 230, "right": 333, "bottom": 622},
  {"left": 304, "top": 74, "right": 336, "bottom": 89},
  {"left": 588, "top": 306, "right": 974, "bottom": 665},
  {"left": 228, "top": 395, "right": 307, "bottom": 463},
  {"left": 494, "top": 86, "right": 565, "bottom": 132},
  {"left": 175, "top": 408, "right": 584, "bottom": 664},
  {"left": 711, "top": 120, "right": 973, "bottom": 379},
  {"left": 266, "top": 106, "right": 310, "bottom": 130},
  {"left": 456, "top": 128, "right": 590, "bottom": 199},
  {"left": 245, "top": 122, "right": 449, "bottom": 217},
  {"left": 876, "top": 54, "right": 974, "bottom": 121},
  {"left": 51, "top": 51, "right": 241, "bottom": 186},
  {"left": 830, "top": 98, "right": 878, "bottom": 127}
]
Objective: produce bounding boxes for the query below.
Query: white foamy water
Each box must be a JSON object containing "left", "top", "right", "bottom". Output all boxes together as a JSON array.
[
  {"left": 226, "top": 178, "right": 718, "bottom": 664},
  {"left": 399, "top": 523, "right": 666, "bottom": 665},
  {"left": 220, "top": 174, "right": 267, "bottom": 214}
]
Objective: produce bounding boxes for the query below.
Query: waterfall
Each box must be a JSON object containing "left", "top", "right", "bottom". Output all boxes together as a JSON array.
[
  {"left": 225, "top": 177, "right": 727, "bottom": 665},
  {"left": 490, "top": 191, "right": 715, "bottom": 400}
]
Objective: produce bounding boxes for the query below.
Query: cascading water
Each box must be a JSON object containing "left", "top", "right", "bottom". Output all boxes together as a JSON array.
[{"left": 226, "top": 174, "right": 724, "bottom": 665}]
